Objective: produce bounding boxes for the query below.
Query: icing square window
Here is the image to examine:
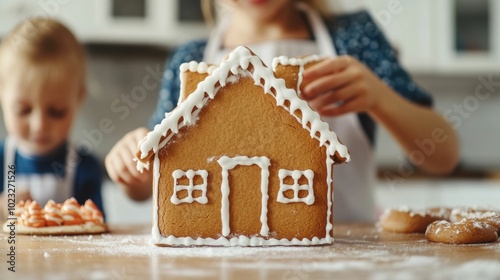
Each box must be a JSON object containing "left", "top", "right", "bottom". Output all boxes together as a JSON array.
[
  {"left": 171, "top": 170, "right": 208, "bottom": 204},
  {"left": 277, "top": 169, "right": 314, "bottom": 205}
]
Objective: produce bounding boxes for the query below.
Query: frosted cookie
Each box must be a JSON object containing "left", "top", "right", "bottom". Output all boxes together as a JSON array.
[
  {"left": 61, "top": 198, "right": 84, "bottom": 225},
  {"left": 425, "top": 219, "right": 498, "bottom": 244},
  {"left": 44, "top": 200, "right": 63, "bottom": 226},
  {"left": 2, "top": 198, "right": 107, "bottom": 235},
  {"left": 427, "top": 207, "right": 452, "bottom": 221},
  {"left": 22, "top": 201, "right": 46, "bottom": 228},
  {"left": 450, "top": 208, "right": 500, "bottom": 234},
  {"left": 379, "top": 207, "right": 441, "bottom": 233}
]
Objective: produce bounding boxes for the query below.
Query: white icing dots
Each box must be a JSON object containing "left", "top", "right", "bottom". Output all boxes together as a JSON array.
[
  {"left": 277, "top": 169, "right": 315, "bottom": 205},
  {"left": 155, "top": 235, "right": 331, "bottom": 247},
  {"left": 180, "top": 61, "right": 217, "bottom": 74},
  {"left": 171, "top": 170, "right": 208, "bottom": 205}
]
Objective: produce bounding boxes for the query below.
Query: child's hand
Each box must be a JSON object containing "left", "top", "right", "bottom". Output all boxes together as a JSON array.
[
  {"left": 301, "top": 56, "right": 390, "bottom": 116},
  {"left": 105, "top": 127, "right": 153, "bottom": 201}
]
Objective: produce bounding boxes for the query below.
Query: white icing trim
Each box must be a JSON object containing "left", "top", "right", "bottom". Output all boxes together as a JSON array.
[
  {"left": 179, "top": 62, "right": 217, "bottom": 105},
  {"left": 170, "top": 170, "right": 208, "bottom": 205},
  {"left": 217, "top": 156, "right": 270, "bottom": 237},
  {"left": 272, "top": 55, "right": 322, "bottom": 96},
  {"left": 180, "top": 61, "right": 217, "bottom": 74},
  {"left": 277, "top": 169, "right": 314, "bottom": 205},
  {"left": 137, "top": 46, "right": 350, "bottom": 169},
  {"left": 154, "top": 235, "right": 333, "bottom": 247},
  {"left": 152, "top": 154, "right": 161, "bottom": 244},
  {"left": 325, "top": 150, "right": 334, "bottom": 237}
]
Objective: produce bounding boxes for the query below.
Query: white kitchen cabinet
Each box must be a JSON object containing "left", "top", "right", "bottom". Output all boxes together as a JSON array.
[
  {"left": 433, "top": 0, "right": 500, "bottom": 74},
  {"left": 1, "top": 0, "right": 499, "bottom": 73},
  {"left": 351, "top": 0, "right": 500, "bottom": 74},
  {"left": 0, "top": 0, "right": 209, "bottom": 46}
]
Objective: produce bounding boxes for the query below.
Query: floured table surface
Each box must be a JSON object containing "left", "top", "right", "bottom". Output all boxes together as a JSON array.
[{"left": 1, "top": 224, "right": 499, "bottom": 279}]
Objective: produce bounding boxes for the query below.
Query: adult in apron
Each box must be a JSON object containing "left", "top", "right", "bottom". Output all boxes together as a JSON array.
[
  {"left": 203, "top": 3, "right": 376, "bottom": 222},
  {"left": 3, "top": 136, "right": 77, "bottom": 207}
]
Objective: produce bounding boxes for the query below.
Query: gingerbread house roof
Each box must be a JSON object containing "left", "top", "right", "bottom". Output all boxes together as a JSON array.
[{"left": 136, "top": 46, "right": 350, "bottom": 170}]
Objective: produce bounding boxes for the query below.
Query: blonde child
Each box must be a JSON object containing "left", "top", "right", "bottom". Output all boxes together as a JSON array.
[
  {"left": 106, "top": 0, "right": 458, "bottom": 221},
  {"left": 0, "top": 18, "right": 104, "bottom": 218}
]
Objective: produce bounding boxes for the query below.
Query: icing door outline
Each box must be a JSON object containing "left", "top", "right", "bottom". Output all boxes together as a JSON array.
[{"left": 217, "top": 156, "right": 270, "bottom": 237}]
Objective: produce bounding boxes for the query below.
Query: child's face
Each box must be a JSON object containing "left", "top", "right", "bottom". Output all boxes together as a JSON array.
[{"left": 0, "top": 67, "right": 82, "bottom": 156}]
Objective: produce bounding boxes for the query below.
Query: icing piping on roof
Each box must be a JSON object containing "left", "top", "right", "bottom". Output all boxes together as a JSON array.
[
  {"left": 137, "top": 46, "right": 350, "bottom": 169},
  {"left": 272, "top": 55, "right": 321, "bottom": 71},
  {"left": 180, "top": 61, "right": 217, "bottom": 74},
  {"left": 272, "top": 55, "right": 322, "bottom": 96}
]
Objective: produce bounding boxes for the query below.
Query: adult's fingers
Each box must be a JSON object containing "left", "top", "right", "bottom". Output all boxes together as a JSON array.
[
  {"left": 308, "top": 82, "right": 360, "bottom": 111},
  {"left": 303, "top": 56, "right": 353, "bottom": 80},
  {"left": 319, "top": 97, "right": 365, "bottom": 117},
  {"left": 302, "top": 68, "right": 356, "bottom": 99}
]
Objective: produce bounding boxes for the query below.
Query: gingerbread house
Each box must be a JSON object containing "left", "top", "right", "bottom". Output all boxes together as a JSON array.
[{"left": 136, "top": 46, "right": 350, "bottom": 246}]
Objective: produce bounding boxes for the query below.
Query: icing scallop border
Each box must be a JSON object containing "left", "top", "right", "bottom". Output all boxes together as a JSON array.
[{"left": 152, "top": 234, "right": 333, "bottom": 247}]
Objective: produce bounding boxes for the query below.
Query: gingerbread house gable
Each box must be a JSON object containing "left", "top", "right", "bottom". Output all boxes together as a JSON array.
[
  {"left": 137, "top": 46, "right": 349, "bottom": 165},
  {"left": 136, "top": 46, "right": 350, "bottom": 246}
]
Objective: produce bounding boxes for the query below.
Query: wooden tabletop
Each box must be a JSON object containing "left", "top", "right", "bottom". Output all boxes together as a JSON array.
[{"left": 1, "top": 224, "right": 499, "bottom": 279}]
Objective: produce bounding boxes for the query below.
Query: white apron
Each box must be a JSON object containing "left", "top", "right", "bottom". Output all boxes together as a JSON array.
[
  {"left": 204, "top": 4, "right": 376, "bottom": 222},
  {"left": 4, "top": 136, "right": 77, "bottom": 206}
]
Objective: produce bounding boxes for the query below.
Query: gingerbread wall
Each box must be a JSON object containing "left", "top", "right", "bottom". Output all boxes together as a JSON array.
[{"left": 157, "top": 77, "right": 331, "bottom": 240}]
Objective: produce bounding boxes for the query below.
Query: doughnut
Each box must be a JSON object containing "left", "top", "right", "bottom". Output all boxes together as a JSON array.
[
  {"left": 425, "top": 219, "right": 498, "bottom": 244},
  {"left": 379, "top": 207, "right": 441, "bottom": 233}
]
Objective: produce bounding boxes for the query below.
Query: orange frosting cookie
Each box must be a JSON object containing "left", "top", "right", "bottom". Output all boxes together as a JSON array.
[
  {"left": 14, "top": 200, "right": 27, "bottom": 218},
  {"left": 44, "top": 200, "right": 64, "bottom": 226},
  {"left": 379, "top": 207, "right": 441, "bottom": 233},
  {"left": 4, "top": 198, "right": 107, "bottom": 235},
  {"left": 61, "top": 198, "right": 84, "bottom": 225},
  {"left": 22, "top": 201, "right": 46, "bottom": 228},
  {"left": 425, "top": 219, "right": 498, "bottom": 244},
  {"left": 81, "top": 200, "right": 104, "bottom": 225}
]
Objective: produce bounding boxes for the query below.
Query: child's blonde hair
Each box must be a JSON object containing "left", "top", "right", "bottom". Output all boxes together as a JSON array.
[{"left": 0, "top": 17, "right": 86, "bottom": 97}]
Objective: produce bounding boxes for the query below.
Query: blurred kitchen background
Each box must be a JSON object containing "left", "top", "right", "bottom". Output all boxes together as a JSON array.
[{"left": 0, "top": 0, "right": 499, "bottom": 223}]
